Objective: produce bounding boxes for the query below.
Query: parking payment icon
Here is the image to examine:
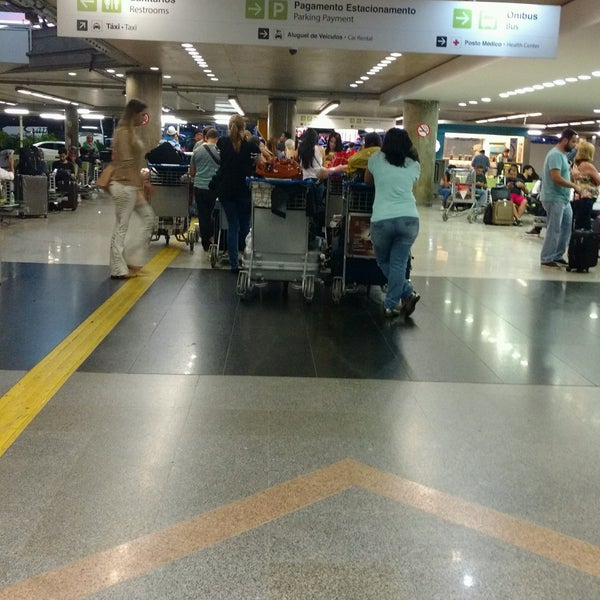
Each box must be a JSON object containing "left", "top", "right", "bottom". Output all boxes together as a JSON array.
[{"left": 269, "top": 0, "right": 287, "bottom": 20}]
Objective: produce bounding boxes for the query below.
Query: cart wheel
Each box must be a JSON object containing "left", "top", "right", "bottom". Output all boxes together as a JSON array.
[
  {"left": 194, "top": 223, "right": 200, "bottom": 242},
  {"left": 332, "top": 276, "right": 343, "bottom": 304},
  {"left": 209, "top": 244, "right": 218, "bottom": 268},
  {"left": 165, "top": 234, "right": 170, "bottom": 246},
  {"left": 236, "top": 270, "right": 248, "bottom": 296},
  {"left": 467, "top": 214, "right": 473, "bottom": 223},
  {"left": 302, "top": 275, "right": 315, "bottom": 302},
  {"left": 566, "top": 266, "right": 572, "bottom": 272},
  {"left": 189, "top": 237, "right": 195, "bottom": 252},
  {"left": 442, "top": 210, "right": 448, "bottom": 222}
]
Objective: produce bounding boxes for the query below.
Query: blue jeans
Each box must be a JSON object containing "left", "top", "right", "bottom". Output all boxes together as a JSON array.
[
  {"left": 541, "top": 201, "right": 572, "bottom": 263},
  {"left": 220, "top": 196, "right": 251, "bottom": 269},
  {"left": 370, "top": 217, "right": 419, "bottom": 309},
  {"left": 438, "top": 187, "right": 451, "bottom": 207}
]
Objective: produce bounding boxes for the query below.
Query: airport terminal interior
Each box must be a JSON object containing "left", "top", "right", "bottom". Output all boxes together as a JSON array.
[{"left": 0, "top": 189, "right": 599, "bottom": 598}]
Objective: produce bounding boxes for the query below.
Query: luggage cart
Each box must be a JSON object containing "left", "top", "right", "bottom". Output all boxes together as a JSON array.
[
  {"left": 237, "top": 178, "right": 320, "bottom": 301},
  {"left": 148, "top": 163, "right": 199, "bottom": 250},
  {"left": 325, "top": 173, "right": 344, "bottom": 225},
  {"left": 442, "top": 167, "right": 476, "bottom": 222},
  {"left": 330, "top": 181, "right": 386, "bottom": 304},
  {"left": 208, "top": 199, "right": 229, "bottom": 268}
]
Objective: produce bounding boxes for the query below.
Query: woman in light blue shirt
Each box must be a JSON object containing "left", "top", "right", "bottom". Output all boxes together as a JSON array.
[{"left": 365, "top": 128, "right": 421, "bottom": 318}]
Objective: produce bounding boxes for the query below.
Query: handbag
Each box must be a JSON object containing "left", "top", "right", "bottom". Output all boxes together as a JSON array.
[
  {"left": 97, "top": 164, "right": 114, "bottom": 191},
  {"left": 256, "top": 158, "right": 302, "bottom": 180},
  {"left": 208, "top": 169, "right": 222, "bottom": 192}
]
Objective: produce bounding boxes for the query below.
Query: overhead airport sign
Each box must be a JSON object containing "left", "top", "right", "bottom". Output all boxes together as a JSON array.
[{"left": 57, "top": 1, "right": 561, "bottom": 58}]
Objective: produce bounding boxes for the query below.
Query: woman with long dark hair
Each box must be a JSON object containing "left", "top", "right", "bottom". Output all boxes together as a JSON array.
[
  {"left": 364, "top": 128, "right": 421, "bottom": 318},
  {"left": 109, "top": 98, "right": 155, "bottom": 279},
  {"left": 298, "top": 127, "right": 326, "bottom": 215},
  {"left": 215, "top": 115, "right": 262, "bottom": 272}
]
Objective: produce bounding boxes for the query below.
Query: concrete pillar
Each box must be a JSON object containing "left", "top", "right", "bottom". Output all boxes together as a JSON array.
[
  {"left": 403, "top": 100, "right": 439, "bottom": 206},
  {"left": 268, "top": 98, "right": 296, "bottom": 140},
  {"left": 125, "top": 70, "right": 162, "bottom": 154},
  {"left": 65, "top": 105, "right": 79, "bottom": 151}
]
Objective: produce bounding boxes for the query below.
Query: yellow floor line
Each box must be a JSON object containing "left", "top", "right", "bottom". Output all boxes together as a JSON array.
[{"left": 0, "top": 247, "right": 180, "bottom": 457}]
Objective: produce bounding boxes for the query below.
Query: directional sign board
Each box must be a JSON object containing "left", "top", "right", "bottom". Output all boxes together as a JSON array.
[{"left": 57, "top": 1, "right": 561, "bottom": 58}]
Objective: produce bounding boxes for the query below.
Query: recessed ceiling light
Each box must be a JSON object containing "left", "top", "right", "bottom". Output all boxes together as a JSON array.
[
  {"left": 481, "top": 97, "right": 491, "bottom": 102},
  {"left": 578, "top": 74, "right": 591, "bottom": 80},
  {"left": 115, "top": 73, "right": 124, "bottom": 77},
  {"left": 360, "top": 76, "right": 369, "bottom": 81},
  {"left": 458, "top": 102, "right": 467, "bottom": 107},
  {"left": 354, "top": 80, "right": 364, "bottom": 85},
  {"left": 68, "top": 72, "right": 76, "bottom": 77},
  {"left": 385, "top": 56, "right": 397, "bottom": 61},
  {"left": 210, "top": 77, "right": 219, "bottom": 81},
  {"left": 150, "top": 66, "right": 159, "bottom": 71},
  {"left": 349, "top": 83, "right": 358, "bottom": 88},
  {"left": 553, "top": 79, "right": 566, "bottom": 85},
  {"left": 468, "top": 100, "right": 478, "bottom": 105},
  {"left": 542, "top": 82, "right": 554, "bottom": 87},
  {"left": 163, "top": 75, "right": 171, "bottom": 79},
  {"left": 533, "top": 84, "right": 544, "bottom": 90},
  {"left": 565, "top": 77, "right": 578, "bottom": 83},
  {"left": 181, "top": 43, "right": 193, "bottom": 48},
  {"left": 106, "top": 69, "right": 115, "bottom": 73},
  {"left": 390, "top": 52, "right": 402, "bottom": 57},
  {"left": 594, "top": 109, "right": 600, "bottom": 114},
  {"left": 592, "top": 71, "right": 600, "bottom": 77}
]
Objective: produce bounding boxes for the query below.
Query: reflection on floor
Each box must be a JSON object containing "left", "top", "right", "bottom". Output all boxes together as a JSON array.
[{"left": 0, "top": 193, "right": 599, "bottom": 599}]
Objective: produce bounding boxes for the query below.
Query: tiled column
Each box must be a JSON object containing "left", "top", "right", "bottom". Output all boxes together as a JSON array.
[
  {"left": 125, "top": 70, "right": 162, "bottom": 153},
  {"left": 268, "top": 98, "right": 297, "bottom": 141}
]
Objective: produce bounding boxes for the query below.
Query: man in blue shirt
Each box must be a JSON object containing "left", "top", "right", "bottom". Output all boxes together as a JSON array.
[{"left": 540, "top": 128, "right": 581, "bottom": 269}]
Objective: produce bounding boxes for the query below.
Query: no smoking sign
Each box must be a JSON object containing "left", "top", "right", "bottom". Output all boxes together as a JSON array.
[{"left": 416, "top": 123, "right": 430, "bottom": 138}]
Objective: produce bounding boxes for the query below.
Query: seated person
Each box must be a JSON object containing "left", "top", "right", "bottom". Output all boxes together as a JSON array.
[
  {"left": 521, "top": 164, "right": 540, "bottom": 182},
  {"left": 0, "top": 146, "right": 15, "bottom": 181},
  {"left": 283, "top": 138, "right": 297, "bottom": 161},
  {"left": 160, "top": 125, "right": 181, "bottom": 151},
  {"left": 470, "top": 165, "right": 488, "bottom": 206},
  {"left": 438, "top": 165, "right": 455, "bottom": 208},
  {"left": 81, "top": 134, "right": 101, "bottom": 160},
  {"left": 51, "top": 147, "right": 76, "bottom": 191},
  {"left": 505, "top": 166, "right": 528, "bottom": 225},
  {"left": 345, "top": 132, "right": 381, "bottom": 181}
]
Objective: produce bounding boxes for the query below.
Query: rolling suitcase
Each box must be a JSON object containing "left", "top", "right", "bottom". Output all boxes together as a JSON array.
[
  {"left": 490, "top": 186, "right": 513, "bottom": 226},
  {"left": 567, "top": 230, "right": 599, "bottom": 272},
  {"left": 59, "top": 181, "right": 78, "bottom": 211},
  {"left": 16, "top": 174, "right": 48, "bottom": 218}
]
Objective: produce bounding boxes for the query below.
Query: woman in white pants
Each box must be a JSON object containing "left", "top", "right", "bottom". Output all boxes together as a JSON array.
[{"left": 109, "top": 98, "right": 155, "bottom": 279}]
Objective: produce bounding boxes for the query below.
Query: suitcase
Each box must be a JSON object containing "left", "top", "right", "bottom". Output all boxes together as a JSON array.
[
  {"left": 59, "top": 181, "right": 78, "bottom": 211},
  {"left": 16, "top": 174, "right": 48, "bottom": 218},
  {"left": 492, "top": 199, "right": 513, "bottom": 225},
  {"left": 489, "top": 186, "right": 513, "bottom": 226},
  {"left": 567, "top": 230, "right": 599, "bottom": 272}
]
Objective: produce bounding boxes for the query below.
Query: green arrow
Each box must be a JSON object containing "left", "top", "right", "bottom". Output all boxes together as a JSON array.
[{"left": 249, "top": 2, "right": 262, "bottom": 17}]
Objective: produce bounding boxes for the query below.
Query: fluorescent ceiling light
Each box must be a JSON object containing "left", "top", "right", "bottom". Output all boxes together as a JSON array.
[
  {"left": 40, "top": 112, "right": 65, "bottom": 120},
  {"left": 5, "top": 108, "right": 29, "bottom": 115},
  {"left": 16, "top": 86, "right": 81, "bottom": 106},
  {"left": 80, "top": 113, "right": 105, "bottom": 119},
  {"left": 228, "top": 96, "right": 245, "bottom": 116},
  {"left": 318, "top": 101, "right": 340, "bottom": 117}
]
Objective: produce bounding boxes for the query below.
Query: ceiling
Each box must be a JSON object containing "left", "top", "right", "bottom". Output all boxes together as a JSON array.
[{"left": 1, "top": 0, "right": 600, "bottom": 134}]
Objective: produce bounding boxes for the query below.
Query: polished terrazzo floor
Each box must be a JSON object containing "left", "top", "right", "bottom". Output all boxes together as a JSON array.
[{"left": 0, "top": 192, "right": 599, "bottom": 599}]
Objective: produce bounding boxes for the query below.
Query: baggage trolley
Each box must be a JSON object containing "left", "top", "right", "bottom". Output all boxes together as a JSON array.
[
  {"left": 148, "top": 163, "right": 199, "bottom": 250},
  {"left": 325, "top": 173, "right": 344, "bottom": 225},
  {"left": 208, "top": 199, "right": 230, "bottom": 268},
  {"left": 237, "top": 178, "right": 320, "bottom": 301},
  {"left": 331, "top": 181, "right": 386, "bottom": 304},
  {"left": 442, "top": 167, "right": 477, "bottom": 222}
]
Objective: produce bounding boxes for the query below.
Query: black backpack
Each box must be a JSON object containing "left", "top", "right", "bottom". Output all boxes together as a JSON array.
[
  {"left": 18, "top": 146, "right": 48, "bottom": 176},
  {"left": 145, "top": 141, "right": 187, "bottom": 165}
]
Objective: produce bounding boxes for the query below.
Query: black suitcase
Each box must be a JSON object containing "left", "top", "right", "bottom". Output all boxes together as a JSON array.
[
  {"left": 567, "top": 230, "right": 599, "bottom": 272},
  {"left": 59, "top": 181, "right": 78, "bottom": 211}
]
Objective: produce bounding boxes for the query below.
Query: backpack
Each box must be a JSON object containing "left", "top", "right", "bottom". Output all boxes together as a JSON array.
[
  {"left": 54, "top": 167, "right": 72, "bottom": 191},
  {"left": 18, "top": 146, "right": 48, "bottom": 176},
  {"left": 146, "top": 141, "right": 187, "bottom": 165}
]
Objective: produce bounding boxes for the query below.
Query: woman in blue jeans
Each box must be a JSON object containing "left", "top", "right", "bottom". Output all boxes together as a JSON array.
[
  {"left": 365, "top": 128, "right": 421, "bottom": 318},
  {"left": 215, "top": 115, "right": 262, "bottom": 272}
]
